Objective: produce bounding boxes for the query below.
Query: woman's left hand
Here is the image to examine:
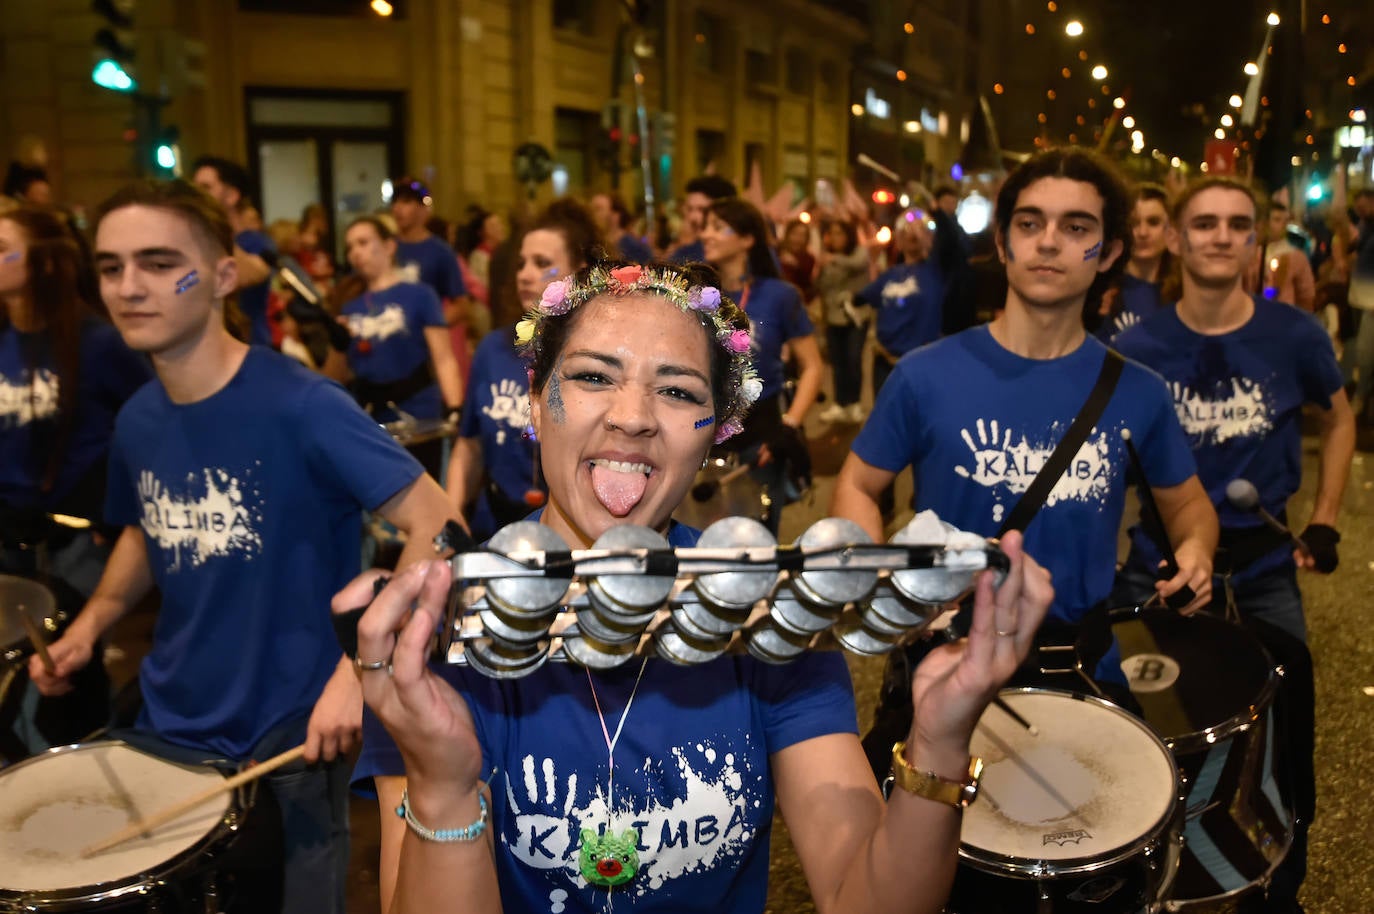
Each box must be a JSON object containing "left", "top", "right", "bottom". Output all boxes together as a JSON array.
[{"left": 906, "top": 531, "right": 1054, "bottom": 761}]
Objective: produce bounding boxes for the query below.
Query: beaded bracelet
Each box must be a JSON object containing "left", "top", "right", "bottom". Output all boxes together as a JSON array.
[{"left": 395, "top": 789, "right": 488, "bottom": 842}]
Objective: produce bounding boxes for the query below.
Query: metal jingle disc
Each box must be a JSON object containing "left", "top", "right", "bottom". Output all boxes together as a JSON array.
[
  {"left": 863, "top": 592, "right": 935, "bottom": 632},
  {"left": 770, "top": 594, "right": 841, "bottom": 636},
  {"left": 674, "top": 597, "right": 751, "bottom": 638},
  {"left": 575, "top": 606, "right": 652, "bottom": 646},
  {"left": 478, "top": 606, "right": 555, "bottom": 646},
  {"left": 889, "top": 567, "right": 975, "bottom": 606},
  {"left": 693, "top": 516, "right": 779, "bottom": 610},
  {"left": 463, "top": 638, "right": 550, "bottom": 679},
  {"left": 586, "top": 584, "right": 662, "bottom": 628},
  {"left": 484, "top": 522, "right": 572, "bottom": 615},
  {"left": 562, "top": 633, "right": 640, "bottom": 671},
  {"left": 745, "top": 619, "right": 811, "bottom": 663},
  {"left": 833, "top": 620, "right": 902, "bottom": 657},
  {"left": 791, "top": 518, "right": 877, "bottom": 607},
  {"left": 655, "top": 622, "right": 731, "bottom": 666},
  {"left": 588, "top": 525, "right": 676, "bottom": 610},
  {"left": 671, "top": 603, "right": 732, "bottom": 642}
]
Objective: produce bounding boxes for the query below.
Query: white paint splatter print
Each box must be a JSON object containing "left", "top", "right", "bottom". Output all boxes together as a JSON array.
[
  {"left": 346, "top": 305, "right": 408, "bottom": 343},
  {"left": 1169, "top": 378, "right": 1272, "bottom": 444},
  {"left": 137, "top": 468, "right": 263, "bottom": 570},
  {"left": 503, "top": 739, "right": 760, "bottom": 902},
  {"left": 0, "top": 369, "right": 59, "bottom": 426},
  {"left": 953, "top": 418, "right": 1115, "bottom": 519},
  {"left": 484, "top": 377, "right": 531, "bottom": 445},
  {"left": 882, "top": 275, "right": 920, "bottom": 301}
]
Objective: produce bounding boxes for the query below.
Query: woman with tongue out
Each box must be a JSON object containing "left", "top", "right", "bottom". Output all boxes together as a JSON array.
[
  {"left": 700, "top": 198, "right": 822, "bottom": 529},
  {"left": 346, "top": 262, "right": 1053, "bottom": 914}
]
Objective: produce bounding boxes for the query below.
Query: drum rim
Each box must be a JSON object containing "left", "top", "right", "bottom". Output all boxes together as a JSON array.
[
  {"left": 0, "top": 740, "right": 242, "bottom": 904},
  {"left": 958, "top": 687, "right": 1182, "bottom": 878}
]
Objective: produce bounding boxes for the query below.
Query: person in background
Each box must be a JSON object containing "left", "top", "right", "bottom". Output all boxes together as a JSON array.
[
  {"left": 1247, "top": 199, "right": 1316, "bottom": 313},
  {"left": 1341, "top": 189, "right": 1374, "bottom": 417},
  {"left": 335, "top": 216, "right": 464, "bottom": 479},
  {"left": 0, "top": 205, "right": 152, "bottom": 757},
  {"left": 446, "top": 199, "right": 600, "bottom": 540},
  {"left": 191, "top": 156, "right": 277, "bottom": 347},
  {"left": 778, "top": 217, "right": 817, "bottom": 303},
  {"left": 590, "top": 192, "right": 653, "bottom": 263},
  {"left": 815, "top": 217, "right": 871, "bottom": 424},
  {"left": 669, "top": 175, "right": 738, "bottom": 264},
  {"left": 297, "top": 203, "right": 335, "bottom": 293},
  {"left": 1095, "top": 183, "right": 1174, "bottom": 341}
]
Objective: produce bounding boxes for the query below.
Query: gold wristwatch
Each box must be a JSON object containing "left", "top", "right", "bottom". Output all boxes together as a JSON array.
[{"left": 889, "top": 742, "right": 983, "bottom": 808}]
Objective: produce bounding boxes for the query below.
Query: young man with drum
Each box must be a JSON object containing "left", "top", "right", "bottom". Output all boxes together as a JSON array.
[
  {"left": 1112, "top": 177, "right": 1354, "bottom": 914},
  {"left": 28, "top": 179, "right": 455, "bottom": 914}
]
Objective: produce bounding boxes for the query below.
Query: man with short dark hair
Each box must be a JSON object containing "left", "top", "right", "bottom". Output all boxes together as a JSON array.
[
  {"left": 31, "top": 179, "right": 456, "bottom": 914},
  {"left": 1113, "top": 176, "right": 1353, "bottom": 914},
  {"left": 191, "top": 155, "right": 276, "bottom": 347},
  {"left": 389, "top": 177, "right": 466, "bottom": 303},
  {"left": 669, "top": 175, "right": 738, "bottom": 263},
  {"left": 1249, "top": 199, "right": 1316, "bottom": 311}
]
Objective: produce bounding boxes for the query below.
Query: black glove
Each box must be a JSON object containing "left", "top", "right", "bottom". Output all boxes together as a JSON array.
[{"left": 1299, "top": 523, "right": 1340, "bottom": 573}]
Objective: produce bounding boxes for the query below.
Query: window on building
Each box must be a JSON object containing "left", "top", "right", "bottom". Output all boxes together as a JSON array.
[
  {"left": 785, "top": 49, "right": 813, "bottom": 96},
  {"left": 555, "top": 107, "right": 601, "bottom": 192},
  {"left": 692, "top": 12, "right": 726, "bottom": 73},
  {"left": 696, "top": 129, "right": 726, "bottom": 177},
  {"left": 745, "top": 50, "right": 775, "bottom": 87},
  {"left": 818, "top": 61, "right": 841, "bottom": 103},
  {"left": 553, "top": 0, "right": 595, "bottom": 35}
]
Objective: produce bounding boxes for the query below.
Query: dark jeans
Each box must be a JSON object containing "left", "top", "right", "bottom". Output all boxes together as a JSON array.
[{"left": 826, "top": 322, "right": 866, "bottom": 406}]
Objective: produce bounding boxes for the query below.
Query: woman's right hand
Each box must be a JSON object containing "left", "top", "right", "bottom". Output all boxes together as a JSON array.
[{"left": 335, "top": 560, "right": 483, "bottom": 795}]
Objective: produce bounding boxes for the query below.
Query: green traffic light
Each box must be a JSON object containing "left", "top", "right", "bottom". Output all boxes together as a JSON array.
[
  {"left": 155, "top": 144, "right": 177, "bottom": 170},
  {"left": 1306, "top": 183, "right": 1324, "bottom": 202},
  {"left": 92, "top": 58, "right": 136, "bottom": 92}
]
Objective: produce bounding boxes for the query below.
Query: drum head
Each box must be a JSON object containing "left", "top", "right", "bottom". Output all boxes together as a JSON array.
[
  {"left": 0, "top": 742, "right": 230, "bottom": 895},
  {"left": 1096, "top": 609, "right": 1273, "bottom": 742},
  {"left": 0, "top": 575, "right": 56, "bottom": 653},
  {"left": 962, "top": 690, "right": 1177, "bottom": 874}
]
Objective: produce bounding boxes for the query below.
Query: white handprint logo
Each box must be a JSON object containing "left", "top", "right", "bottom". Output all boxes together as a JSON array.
[
  {"left": 504, "top": 756, "right": 585, "bottom": 874},
  {"left": 954, "top": 419, "right": 1013, "bottom": 487},
  {"left": 1109, "top": 310, "right": 1140, "bottom": 340},
  {"left": 484, "top": 377, "right": 531, "bottom": 437},
  {"left": 953, "top": 418, "right": 1116, "bottom": 520}
]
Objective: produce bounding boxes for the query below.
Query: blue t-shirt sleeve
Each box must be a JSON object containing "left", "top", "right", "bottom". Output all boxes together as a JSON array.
[
  {"left": 103, "top": 419, "right": 139, "bottom": 526},
  {"left": 855, "top": 274, "right": 885, "bottom": 308},
  {"left": 780, "top": 283, "right": 813, "bottom": 340},
  {"left": 752, "top": 652, "right": 857, "bottom": 753},
  {"left": 86, "top": 322, "right": 153, "bottom": 408},
  {"left": 1295, "top": 315, "right": 1343, "bottom": 408},
  {"left": 852, "top": 362, "right": 922, "bottom": 472},
  {"left": 1133, "top": 368, "right": 1198, "bottom": 490},
  {"left": 439, "top": 249, "right": 465, "bottom": 299},
  {"left": 298, "top": 381, "right": 425, "bottom": 509},
  {"left": 414, "top": 283, "right": 446, "bottom": 329},
  {"left": 235, "top": 229, "right": 276, "bottom": 259}
]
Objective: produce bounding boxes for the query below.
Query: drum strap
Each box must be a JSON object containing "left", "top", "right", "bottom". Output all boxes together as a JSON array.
[{"left": 997, "top": 349, "right": 1125, "bottom": 536}]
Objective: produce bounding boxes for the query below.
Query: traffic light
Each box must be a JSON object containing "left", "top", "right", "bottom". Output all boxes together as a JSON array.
[
  {"left": 92, "top": 0, "right": 138, "bottom": 93},
  {"left": 152, "top": 126, "right": 180, "bottom": 177},
  {"left": 871, "top": 189, "right": 896, "bottom": 205}
]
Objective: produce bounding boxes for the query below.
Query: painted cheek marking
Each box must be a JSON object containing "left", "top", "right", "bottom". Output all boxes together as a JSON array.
[
  {"left": 542, "top": 267, "right": 560, "bottom": 280},
  {"left": 547, "top": 357, "right": 566, "bottom": 424},
  {"left": 175, "top": 270, "right": 200, "bottom": 294},
  {"left": 1, "top": 251, "right": 22, "bottom": 264},
  {"left": 1083, "top": 241, "right": 1102, "bottom": 261},
  {"left": 1245, "top": 232, "right": 1256, "bottom": 246},
  {"left": 694, "top": 415, "right": 715, "bottom": 430},
  {"left": 1005, "top": 243, "right": 1015, "bottom": 262}
]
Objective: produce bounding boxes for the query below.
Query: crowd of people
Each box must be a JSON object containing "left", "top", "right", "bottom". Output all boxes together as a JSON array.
[{"left": 1, "top": 140, "right": 1370, "bottom": 914}]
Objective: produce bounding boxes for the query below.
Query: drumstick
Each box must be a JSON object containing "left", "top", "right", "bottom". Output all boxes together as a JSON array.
[
  {"left": 19, "top": 611, "right": 54, "bottom": 675},
  {"left": 82, "top": 744, "right": 307, "bottom": 858},
  {"left": 992, "top": 696, "right": 1039, "bottom": 736}
]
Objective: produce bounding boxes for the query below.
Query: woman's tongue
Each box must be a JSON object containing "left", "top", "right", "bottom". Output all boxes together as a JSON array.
[{"left": 591, "top": 461, "right": 649, "bottom": 516}]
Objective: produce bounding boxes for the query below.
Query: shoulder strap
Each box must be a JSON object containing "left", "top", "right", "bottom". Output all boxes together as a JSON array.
[{"left": 996, "top": 349, "right": 1125, "bottom": 537}]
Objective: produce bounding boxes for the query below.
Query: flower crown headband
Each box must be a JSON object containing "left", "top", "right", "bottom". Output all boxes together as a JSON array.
[{"left": 515, "top": 264, "right": 762, "bottom": 443}]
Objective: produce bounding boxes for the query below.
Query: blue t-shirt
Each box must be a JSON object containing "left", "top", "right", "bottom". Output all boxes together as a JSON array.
[
  {"left": 343, "top": 281, "right": 446, "bottom": 420},
  {"left": 354, "top": 516, "right": 856, "bottom": 913},
  {"left": 235, "top": 229, "right": 277, "bottom": 347},
  {"left": 460, "top": 326, "right": 538, "bottom": 538},
  {"left": 1097, "top": 275, "right": 1164, "bottom": 343},
  {"left": 1, "top": 319, "right": 152, "bottom": 515},
  {"left": 105, "top": 347, "right": 424, "bottom": 758},
  {"left": 856, "top": 260, "right": 945, "bottom": 356},
  {"left": 396, "top": 235, "right": 466, "bottom": 300},
  {"left": 669, "top": 240, "right": 706, "bottom": 265},
  {"left": 726, "top": 278, "right": 813, "bottom": 402},
  {"left": 617, "top": 234, "right": 655, "bottom": 264},
  {"left": 852, "top": 328, "right": 1196, "bottom": 623},
  {"left": 1113, "top": 297, "right": 1343, "bottom": 578}
]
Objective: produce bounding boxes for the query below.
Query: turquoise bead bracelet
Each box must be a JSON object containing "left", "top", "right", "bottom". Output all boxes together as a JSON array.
[{"left": 396, "top": 789, "right": 488, "bottom": 843}]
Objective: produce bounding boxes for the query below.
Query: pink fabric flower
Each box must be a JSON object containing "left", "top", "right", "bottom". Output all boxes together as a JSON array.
[
  {"left": 540, "top": 280, "right": 571, "bottom": 314},
  {"left": 713, "top": 417, "right": 744, "bottom": 444},
  {"left": 726, "top": 329, "right": 752, "bottom": 354},
  {"left": 610, "top": 265, "right": 644, "bottom": 286}
]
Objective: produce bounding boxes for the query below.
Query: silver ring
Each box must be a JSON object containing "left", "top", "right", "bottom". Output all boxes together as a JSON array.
[
  {"left": 354, "top": 655, "right": 391, "bottom": 671},
  {"left": 995, "top": 629, "right": 1015, "bottom": 638}
]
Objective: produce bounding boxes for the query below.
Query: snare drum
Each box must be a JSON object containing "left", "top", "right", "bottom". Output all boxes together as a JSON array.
[
  {"left": 673, "top": 454, "right": 768, "bottom": 531},
  {"left": 1088, "top": 609, "right": 1292, "bottom": 908},
  {"left": 0, "top": 741, "right": 273, "bottom": 911},
  {"left": 949, "top": 689, "right": 1182, "bottom": 914}
]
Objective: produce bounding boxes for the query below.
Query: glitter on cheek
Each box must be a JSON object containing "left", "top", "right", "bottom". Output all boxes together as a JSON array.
[
  {"left": 1083, "top": 241, "right": 1102, "bottom": 261},
  {"left": 693, "top": 415, "right": 715, "bottom": 430},
  {"left": 175, "top": 270, "right": 200, "bottom": 295},
  {"left": 547, "top": 358, "right": 567, "bottom": 424}
]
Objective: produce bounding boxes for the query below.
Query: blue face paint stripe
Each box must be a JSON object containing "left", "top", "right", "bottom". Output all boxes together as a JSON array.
[
  {"left": 175, "top": 269, "right": 200, "bottom": 294},
  {"left": 694, "top": 415, "right": 715, "bottom": 430},
  {"left": 1083, "top": 241, "right": 1102, "bottom": 261},
  {"left": 1, "top": 251, "right": 22, "bottom": 264}
]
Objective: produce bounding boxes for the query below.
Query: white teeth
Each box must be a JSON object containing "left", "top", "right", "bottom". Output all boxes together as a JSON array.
[{"left": 593, "top": 460, "right": 652, "bottom": 475}]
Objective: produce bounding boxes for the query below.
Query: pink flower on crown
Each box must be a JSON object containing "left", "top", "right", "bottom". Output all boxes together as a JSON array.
[
  {"left": 690, "top": 286, "right": 721, "bottom": 311},
  {"left": 725, "top": 329, "right": 752, "bottom": 354},
  {"left": 540, "top": 280, "right": 571, "bottom": 314},
  {"left": 713, "top": 417, "right": 744, "bottom": 444},
  {"left": 610, "top": 265, "right": 644, "bottom": 286}
]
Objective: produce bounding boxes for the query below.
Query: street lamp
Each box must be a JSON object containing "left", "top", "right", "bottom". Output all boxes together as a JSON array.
[
  {"left": 1229, "top": 94, "right": 1243, "bottom": 108},
  {"left": 1244, "top": 62, "right": 1259, "bottom": 76},
  {"left": 1091, "top": 65, "right": 1108, "bottom": 80},
  {"left": 1267, "top": 12, "right": 1280, "bottom": 26},
  {"left": 1065, "top": 20, "right": 1084, "bottom": 37}
]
